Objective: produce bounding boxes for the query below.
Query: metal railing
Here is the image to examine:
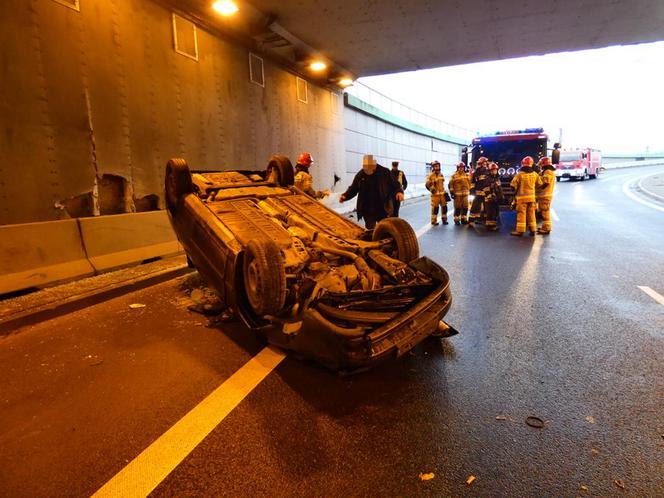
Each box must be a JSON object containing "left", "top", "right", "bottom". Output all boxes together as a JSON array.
[{"left": 346, "top": 81, "right": 477, "bottom": 143}]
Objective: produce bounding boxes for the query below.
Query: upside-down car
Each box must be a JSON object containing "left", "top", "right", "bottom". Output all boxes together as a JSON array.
[{"left": 165, "top": 156, "right": 456, "bottom": 371}]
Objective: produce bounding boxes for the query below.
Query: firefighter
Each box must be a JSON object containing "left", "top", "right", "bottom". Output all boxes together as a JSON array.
[
  {"left": 390, "top": 161, "right": 408, "bottom": 217},
  {"left": 510, "top": 156, "right": 542, "bottom": 236},
  {"left": 448, "top": 162, "right": 471, "bottom": 225},
  {"left": 536, "top": 156, "right": 556, "bottom": 234},
  {"left": 294, "top": 152, "right": 329, "bottom": 199},
  {"left": 426, "top": 160, "right": 448, "bottom": 225},
  {"left": 468, "top": 156, "right": 490, "bottom": 225},
  {"left": 484, "top": 162, "right": 504, "bottom": 231}
]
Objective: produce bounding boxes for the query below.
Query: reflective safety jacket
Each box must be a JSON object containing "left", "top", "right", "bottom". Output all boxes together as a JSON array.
[
  {"left": 485, "top": 173, "right": 504, "bottom": 202},
  {"left": 294, "top": 166, "right": 326, "bottom": 199},
  {"left": 448, "top": 171, "right": 471, "bottom": 196},
  {"left": 536, "top": 166, "right": 556, "bottom": 200},
  {"left": 470, "top": 166, "right": 489, "bottom": 196},
  {"left": 426, "top": 172, "right": 446, "bottom": 195},
  {"left": 510, "top": 167, "right": 542, "bottom": 203},
  {"left": 390, "top": 169, "right": 408, "bottom": 190}
]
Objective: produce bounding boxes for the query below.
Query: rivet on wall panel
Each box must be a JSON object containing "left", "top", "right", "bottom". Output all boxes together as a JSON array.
[
  {"left": 51, "top": 0, "right": 80, "bottom": 12},
  {"left": 172, "top": 14, "right": 199, "bottom": 61}
]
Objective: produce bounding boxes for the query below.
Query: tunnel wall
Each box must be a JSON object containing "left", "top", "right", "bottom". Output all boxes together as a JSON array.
[
  {"left": 0, "top": 0, "right": 344, "bottom": 225},
  {"left": 343, "top": 101, "right": 463, "bottom": 198}
]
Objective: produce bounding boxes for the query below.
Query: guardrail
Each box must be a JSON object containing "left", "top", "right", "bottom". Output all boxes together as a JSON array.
[
  {"left": 1, "top": 211, "right": 183, "bottom": 296},
  {"left": 602, "top": 158, "right": 664, "bottom": 169}
]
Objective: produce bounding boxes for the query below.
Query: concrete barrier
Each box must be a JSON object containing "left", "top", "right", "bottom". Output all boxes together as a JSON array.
[
  {"left": 0, "top": 219, "right": 95, "bottom": 295},
  {"left": 79, "top": 211, "right": 182, "bottom": 272}
]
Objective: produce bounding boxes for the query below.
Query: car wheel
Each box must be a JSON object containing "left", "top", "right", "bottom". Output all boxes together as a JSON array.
[
  {"left": 165, "top": 158, "right": 193, "bottom": 215},
  {"left": 266, "top": 155, "right": 295, "bottom": 187},
  {"left": 556, "top": 177, "right": 561, "bottom": 182},
  {"left": 243, "top": 239, "right": 286, "bottom": 316},
  {"left": 373, "top": 217, "right": 419, "bottom": 263}
]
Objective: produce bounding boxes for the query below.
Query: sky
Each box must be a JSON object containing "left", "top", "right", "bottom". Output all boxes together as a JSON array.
[{"left": 359, "top": 41, "right": 664, "bottom": 154}]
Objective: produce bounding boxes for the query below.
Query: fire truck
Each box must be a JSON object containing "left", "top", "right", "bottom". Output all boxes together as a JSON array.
[
  {"left": 461, "top": 128, "right": 555, "bottom": 207},
  {"left": 554, "top": 148, "right": 602, "bottom": 181}
]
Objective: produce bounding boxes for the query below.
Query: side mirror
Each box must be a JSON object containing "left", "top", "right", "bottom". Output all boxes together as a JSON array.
[{"left": 552, "top": 149, "right": 560, "bottom": 165}]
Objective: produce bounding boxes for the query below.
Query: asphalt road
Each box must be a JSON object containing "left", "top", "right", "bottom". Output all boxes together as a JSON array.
[{"left": 1, "top": 166, "right": 663, "bottom": 498}]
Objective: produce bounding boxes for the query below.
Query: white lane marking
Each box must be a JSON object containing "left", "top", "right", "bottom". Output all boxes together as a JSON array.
[
  {"left": 638, "top": 286, "right": 664, "bottom": 306},
  {"left": 622, "top": 177, "right": 664, "bottom": 213},
  {"left": 550, "top": 208, "right": 560, "bottom": 222},
  {"left": 415, "top": 223, "right": 434, "bottom": 238},
  {"left": 92, "top": 346, "right": 286, "bottom": 498},
  {"left": 638, "top": 175, "right": 664, "bottom": 202}
]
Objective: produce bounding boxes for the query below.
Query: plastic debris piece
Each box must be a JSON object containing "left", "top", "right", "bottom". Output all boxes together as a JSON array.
[
  {"left": 495, "top": 415, "right": 507, "bottom": 421},
  {"left": 129, "top": 303, "right": 146, "bottom": 309},
  {"left": 418, "top": 472, "right": 435, "bottom": 481},
  {"left": 525, "top": 416, "right": 545, "bottom": 428},
  {"left": 613, "top": 479, "right": 625, "bottom": 490},
  {"left": 591, "top": 448, "right": 599, "bottom": 456},
  {"left": 580, "top": 485, "right": 589, "bottom": 492},
  {"left": 585, "top": 416, "right": 595, "bottom": 424},
  {"left": 466, "top": 475, "right": 476, "bottom": 485}
]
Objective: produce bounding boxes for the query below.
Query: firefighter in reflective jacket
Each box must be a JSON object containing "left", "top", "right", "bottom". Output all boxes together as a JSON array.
[
  {"left": 448, "top": 162, "right": 471, "bottom": 225},
  {"left": 536, "top": 157, "right": 556, "bottom": 234},
  {"left": 294, "top": 152, "right": 329, "bottom": 199},
  {"left": 485, "top": 162, "right": 504, "bottom": 231},
  {"left": 510, "top": 156, "right": 543, "bottom": 236},
  {"left": 426, "top": 160, "right": 448, "bottom": 225},
  {"left": 469, "top": 156, "right": 490, "bottom": 225}
]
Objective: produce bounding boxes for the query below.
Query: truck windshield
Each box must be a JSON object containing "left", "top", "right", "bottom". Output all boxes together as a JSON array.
[
  {"left": 560, "top": 152, "right": 582, "bottom": 161},
  {"left": 472, "top": 138, "right": 546, "bottom": 167}
]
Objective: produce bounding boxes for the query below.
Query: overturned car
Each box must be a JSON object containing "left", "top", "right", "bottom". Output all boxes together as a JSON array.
[{"left": 166, "top": 156, "right": 455, "bottom": 370}]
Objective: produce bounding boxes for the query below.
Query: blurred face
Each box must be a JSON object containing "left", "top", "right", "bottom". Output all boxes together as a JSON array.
[
  {"left": 433, "top": 165, "right": 441, "bottom": 174},
  {"left": 392, "top": 163, "right": 398, "bottom": 170},
  {"left": 363, "top": 163, "right": 377, "bottom": 175}
]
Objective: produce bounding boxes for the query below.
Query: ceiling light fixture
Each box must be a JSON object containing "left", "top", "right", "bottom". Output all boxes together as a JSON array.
[
  {"left": 309, "top": 61, "right": 327, "bottom": 71},
  {"left": 338, "top": 78, "right": 354, "bottom": 87},
  {"left": 212, "top": 0, "right": 239, "bottom": 16}
]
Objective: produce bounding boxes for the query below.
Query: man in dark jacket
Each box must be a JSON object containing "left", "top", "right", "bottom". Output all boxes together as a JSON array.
[
  {"left": 389, "top": 161, "right": 408, "bottom": 217},
  {"left": 340, "top": 154, "right": 404, "bottom": 229}
]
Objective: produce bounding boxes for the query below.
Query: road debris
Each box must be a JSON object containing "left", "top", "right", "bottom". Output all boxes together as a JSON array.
[
  {"left": 579, "top": 484, "right": 589, "bottom": 493},
  {"left": 613, "top": 479, "right": 625, "bottom": 490},
  {"left": 495, "top": 415, "right": 507, "bottom": 421},
  {"left": 418, "top": 472, "right": 435, "bottom": 481},
  {"left": 466, "top": 475, "right": 476, "bottom": 485},
  {"left": 585, "top": 415, "right": 595, "bottom": 424},
  {"left": 129, "top": 303, "right": 146, "bottom": 309},
  {"left": 525, "top": 416, "right": 545, "bottom": 428},
  {"left": 591, "top": 448, "right": 599, "bottom": 456}
]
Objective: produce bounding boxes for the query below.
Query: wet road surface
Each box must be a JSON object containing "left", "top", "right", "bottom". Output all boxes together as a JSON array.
[{"left": 1, "top": 166, "right": 663, "bottom": 497}]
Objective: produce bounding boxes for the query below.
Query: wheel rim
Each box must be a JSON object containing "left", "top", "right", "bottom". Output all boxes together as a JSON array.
[{"left": 246, "top": 258, "right": 261, "bottom": 306}]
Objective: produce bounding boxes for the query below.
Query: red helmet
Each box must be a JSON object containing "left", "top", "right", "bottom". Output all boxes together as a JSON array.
[
  {"left": 521, "top": 156, "right": 534, "bottom": 167},
  {"left": 538, "top": 157, "right": 552, "bottom": 167},
  {"left": 297, "top": 152, "right": 313, "bottom": 166},
  {"left": 477, "top": 156, "right": 488, "bottom": 165},
  {"left": 489, "top": 162, "right": 498, "bottom": 171},
  {"left": 456, "top": 162, "right": 465, "bottom": 170}
]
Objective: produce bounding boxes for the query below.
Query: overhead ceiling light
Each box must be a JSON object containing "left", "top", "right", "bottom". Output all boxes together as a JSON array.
[
  {"left": 309, "top": 61, "right": 327, "bottom": 71},
  {"left": 212, "top": 0, "right": 239, "bottom": 16},
  {"left": 338, "top": 78, "right": 354, "bottom": 87}
]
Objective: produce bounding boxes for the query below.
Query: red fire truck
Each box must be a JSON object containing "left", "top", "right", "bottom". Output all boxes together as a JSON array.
[
  {"left": 462, "top": 128, "right": 552, "bottom": 207},
  {"left": 554, "top": 148, "right": 602, "bottom": 181}
]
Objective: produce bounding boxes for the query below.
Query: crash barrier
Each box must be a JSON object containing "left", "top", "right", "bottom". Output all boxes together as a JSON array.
[
  {"left": 0, "top": 211, "right": 182, "bottom": 295},
  {"left": 79, "top": 211, "right": 181, "bottom": 272},
  {"left": 602, "top": 158, "right": 664, "bottom": 169},
  {"left": 0, "top": 219, "right": 95, "bottom": 295}
]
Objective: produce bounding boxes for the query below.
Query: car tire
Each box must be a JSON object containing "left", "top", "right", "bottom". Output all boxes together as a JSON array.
[
  {"left": 373, "top": 217, "right": 420, "bottom": 263},
  {"left": 556, "top": 177, "right": 561, "bottom": 182},
  {"left": 243, "top": 239, "right": 286, "bottom": 316},
  {"left": 165, "top": 158, "right": 193, "bottom": 215},
  {"left": 266, "top": 155, "right": 295, "bottom": 187}
]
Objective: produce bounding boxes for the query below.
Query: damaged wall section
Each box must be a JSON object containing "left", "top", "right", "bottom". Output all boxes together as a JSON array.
[{"left": 0, "top": 0, "right": 344, "bottom": 225}]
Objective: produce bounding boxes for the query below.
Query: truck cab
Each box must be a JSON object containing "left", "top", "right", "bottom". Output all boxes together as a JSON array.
[{"left": 555, "top": 148, "right": 602, "bottom": 181}]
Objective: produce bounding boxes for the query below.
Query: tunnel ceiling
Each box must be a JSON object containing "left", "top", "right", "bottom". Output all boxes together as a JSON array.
[{"left": 178, "top": 0, "right": 664, "bottom": 77}]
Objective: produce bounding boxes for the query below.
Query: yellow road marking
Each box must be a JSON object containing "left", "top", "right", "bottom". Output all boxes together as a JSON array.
[
  {"left": 638, "top": 286, "right": 664, "bottom": 306},
  {"left": 92, "top": 346, "right": 286, "bottom": 498}
]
